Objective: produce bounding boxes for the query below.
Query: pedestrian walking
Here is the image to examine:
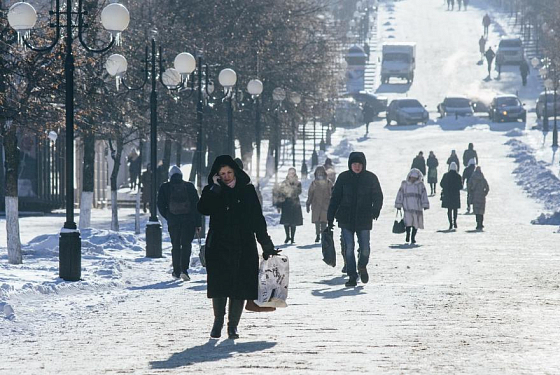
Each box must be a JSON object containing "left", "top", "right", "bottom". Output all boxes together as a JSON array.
[
  {"left": 479, "top": 36, "right": 486, "bottom": 61},
  {"left": 127, "top": 149, "right": 141, "bottom": 190},
  {"left": 485, "top": 47, "right": 495, "bottom": 78},
  {"left": 483, "top": 13, "right": 491, "bottom": 37},
  {"left": 462, "top": 158, "right": 476, "bottom": 212},
  {"left": 411, "top": 151, "right": 426, "bottom": 176},
  {"left": 496, "top": 52, "right": 504, "bottom": 79},
  {"left": 427, "top": 151, "right": 439, "bottom": 195},
  {"left": 462, "top": 142, "right": 478, "bottom": 167},
  {"left": 457, "top": 0, "right": 462, "bottom": 11},
  {"left": 197, "top": 155, "right": 278, "bottom": 339},
  {"left": 467, "top": 166, "right": 490, "bottom": 230},
  {"left": 395, "top": 168, "right": 430, "bottom": 244},
  {"left": 447, "top": 0, "right": 454, "bottom": 11},
  {"left": 463, "top": 0, "right": 469, "bottom": 10},
  {"left": 440, "top": 162, "right": 462, "bottom": 230},
  {"left": 363, "top": 102, "right": 375, "bottom": 136},
  {"left": 157, "top": 166, "right": 202, "bottom": 281},
  {"left": 520, "top": 59, "right": 529, "bottom": 86},
  {"left": 275, "top": 168, "right": 303, "bottom": 244},
  {"left": 447, "top": 150, "right": 460, "bottom": 172},
  {"left": 306, "top": 166, "right": 334, "bottom": 243},
  {"left": 141, "top": 165, "right": 151, "bottom": 213},
  {"left": 324, "top": 158, "right": 337, "bottom": 184},
  {"left": 327, "top": 152, "right": 383, "bottom": 287}
]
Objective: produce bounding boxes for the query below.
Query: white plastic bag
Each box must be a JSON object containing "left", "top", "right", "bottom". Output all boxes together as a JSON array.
[{"left": 255, "top": 255, "right": 289, "bottom": 308}]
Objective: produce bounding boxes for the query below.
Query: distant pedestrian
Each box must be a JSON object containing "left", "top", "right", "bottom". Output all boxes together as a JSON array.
[
  {"left": 447, "top": 150, "right": 460, "bottom": 172},
  {"left": 496, "top": 52, "right": 504, "bottom": 78},
  {"left": 457, "top": 0, "right": 462, "bottom": 11},
  {"left": 520, "top": 60, "right": 529, "bottom": 86},
  {"left": 426, "top": 151, "right": 439, "bottom": 195},
  {"left": 364, "top": 42, "right": 371, "bottom": 61},
  {"left": 462, "top": 143, "right": 479, "bottom": 167},
  {"left": 479, "top": 36, "right": 486, "bottom": 61},
  {"left": 276, "top": 168, "right": 303, "bottom": 244},
  {"left": 328, "top": 152, "right": 383, "bottom": 287},
  {"left": 463, "top": 0, "right": 469, "bottom": 10},
  {"left": 447, "top": 0, "right": 454, "bottom": 11},
  {"left": 306, "top": 166, "right": 334, "bottom": 243},
  {"left": 157, "top": 166, "right": 202, "bottom": 281},
  {"left": 467, "top": 166, "right": 490, "bottom": 230},
  {"left": 363, "top": 102, "right": 375, "bottom": 135},
  {"left": 462, "top": 158, "right": 476, "bottom": 212},
  {"left": 440, "top": 162, "right": 462, "bottom": 230},
  {"left": 395, "top": 168, "right": 430, "bottom": 244},
  {"left": 324, "top": 158, "right": 337, "bottom": 184},
  {"left": 485, "top": 47, "right": 496, "bottom": 78},
  {"left": 411, "top": 151, "right": 426, "bottom": 176},
  {"left": 197, "top": 155, "right": 278, "bottom": 339},
  {"left": 483, "top": 14, "right": 491, "bottom": 37},
  {"left": 127, "top": 149, "right": 141, "bottom": 190}
]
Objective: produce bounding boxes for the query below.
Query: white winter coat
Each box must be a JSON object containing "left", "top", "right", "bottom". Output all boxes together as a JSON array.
[{"left": 394, "top": 169, "right": 430, "bottom": 229}]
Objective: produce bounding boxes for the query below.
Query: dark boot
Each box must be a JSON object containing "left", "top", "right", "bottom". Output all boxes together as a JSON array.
[
  {"left": 227, "top": 298, "right": 244, "bottom": 339},
  {"left": 475, "top": 215, "right": 482, "bottom": 230},
  {"left": 290, "top": 226, "right": 296, "bottom": 244},
  {"left": 411, "top": 228, "right": 417, "bottom": 244},
  {"left": 405, "top": 226, "right": 411, "bottom": 243},
  {"left": 210, "top": 297, "right": 227, "bottom": 338},
  {"left": 284, "top": 226, "right": 290, "bottom": 243},
  {"left": 480, "top": 215, "right": 484, "bottom": 229},
  {"left": 447, "top": 209, "right": 453, "bottom": 230}
]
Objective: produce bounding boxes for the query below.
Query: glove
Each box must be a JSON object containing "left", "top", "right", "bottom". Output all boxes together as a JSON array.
[
  {"left": 262, "top": 242, "right": 281, "bottom": 260},
  {"left": 306, "top": 205, "right": 310, "bottom": 213}
]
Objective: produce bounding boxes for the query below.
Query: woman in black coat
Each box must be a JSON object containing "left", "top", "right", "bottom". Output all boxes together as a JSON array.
[
  {"left": 426, "top": 151, "right": 439, "bottom": 195},
  {"left": 275, "top": 168, "right": 303, "bottom": 244},
  {"left": 440, "top": 162, "right": 463, "bottom": 230},
  {"left": 197, "top": 155, "right": 277, "bottom": 339}
]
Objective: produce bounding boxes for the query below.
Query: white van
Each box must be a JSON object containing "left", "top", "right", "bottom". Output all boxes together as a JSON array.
[{"left": 496, "top": 38, "right": 524, "bottom": 64}]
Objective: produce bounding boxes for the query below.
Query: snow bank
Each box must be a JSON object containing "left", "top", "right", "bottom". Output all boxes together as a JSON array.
[
  {"left": 505, "top": 139, "right": 560, "bottom": 223},
  {"left": 505, "top": 128, "right": 525, "bottom": 137}
]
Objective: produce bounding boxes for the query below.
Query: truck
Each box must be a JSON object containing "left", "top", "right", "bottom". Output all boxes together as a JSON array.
[{"left": 380, "top": 42, "right": 416, "bottom": 84}]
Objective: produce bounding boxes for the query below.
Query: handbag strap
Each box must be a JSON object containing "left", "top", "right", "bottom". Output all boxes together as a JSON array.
[{"left": 395, "top": 209, "right": 403, "bottom": 219}]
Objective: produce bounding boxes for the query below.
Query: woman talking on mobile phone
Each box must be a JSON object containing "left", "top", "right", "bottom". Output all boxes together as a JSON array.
[{"left": 197, "top": 155, "right": 279, "bottom": 339}]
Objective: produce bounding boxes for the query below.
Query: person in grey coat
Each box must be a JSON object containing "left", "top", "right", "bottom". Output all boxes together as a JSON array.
[{"left": 468, "top": 166, "right": 490, "bottom": 230}]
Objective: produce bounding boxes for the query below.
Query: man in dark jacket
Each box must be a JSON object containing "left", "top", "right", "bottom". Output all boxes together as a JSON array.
[
  {"left": 411, "top": 151, "right": 426, "bottom": 176},
  {"left": 157, "top": 165, "right": 202, "bottom": 281},
  {"left": 462, "top": 143, "right": 478, "bottom": 167},
  {"left": 519, "top": 60, "right": 529, "bottom": 86},
  {"left": 327, "top": 152, "right": 383, "bottom": 287},
  {"left": 485, "top": 47, "right": 495, "bottom": 78}
]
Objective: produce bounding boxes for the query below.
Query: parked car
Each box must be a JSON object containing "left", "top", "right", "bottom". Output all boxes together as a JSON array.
[
  {"left": 489, "top": 94, "right": 526, "bottom": 122},
  {"left": 437, "top": 96, "right": 474, "bottom": 117},
  {"left": 386, "top": 98, "right": 429, "bottom": 125},
  {"left": 334, "top": 97, "right": 363, "bottom": 128},
  {"left": 343, "top": 91, "right": 388, "bottom": 116},
  {"left": 496, "top": 38, "right": 524, "bottom": 64},
  {"left": 536, "top": 91, "right": 560, "bottom": 119}
]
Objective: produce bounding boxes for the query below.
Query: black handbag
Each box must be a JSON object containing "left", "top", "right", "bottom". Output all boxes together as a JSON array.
[
  {"left": 392, "top": 210, "right": 406, "bottom": 234},
  {"left": 321, "top": 228, "right": 336, "bottom": 267}
]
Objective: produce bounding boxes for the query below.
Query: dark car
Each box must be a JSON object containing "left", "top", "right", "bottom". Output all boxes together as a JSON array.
[
  {"left": 437, "top": 96, "right": 474, "bottom": 118},
  {"left": 386, "top": 98, "right": 429, "bottom": 125},
  {"left": 489, "top": 95, "right": 526, "bottom": 122},
  {"left": 536, "top": 91, "right": 560, "bottom": 119},
  {"left": 343, "top": 91, "right": 388, "bottom": 116}
]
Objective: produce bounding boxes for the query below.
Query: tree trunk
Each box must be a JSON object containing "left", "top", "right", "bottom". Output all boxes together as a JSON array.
[
  {"left": 3, "top": 126, "right": 22, "bottom": 264},
  {"left": 162, "top": 138, "right": 172, "bottom": 175},
  {"left": 239, "top": 134, "right": 253, "bottom": 172},
  {"left": 79, "top": 133, "right": 95, "bottom": 229},
  {"left": 109, "top": 137, "right": 124, "bottom": 232},
  {"left": 175, "top": 136, "right": 182, "bottom": 166}
]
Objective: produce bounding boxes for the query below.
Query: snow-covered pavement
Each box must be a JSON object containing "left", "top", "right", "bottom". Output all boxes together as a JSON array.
[{"left": 2, "top": 0, "right": 560, "bottom": 373}]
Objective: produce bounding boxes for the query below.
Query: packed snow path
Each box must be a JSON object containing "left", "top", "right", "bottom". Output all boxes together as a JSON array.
[{"left": 3, "top": 0, "right": 560, "bottom": 373}]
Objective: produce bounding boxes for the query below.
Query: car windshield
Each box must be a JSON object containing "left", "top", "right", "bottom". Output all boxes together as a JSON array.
[
  {"left": 499, "top": 39, "right": 522, "bottom": 48},
  {"left": 496, "top": 97, "right": 520, "bottom": 107},
  {"left": 444, "top": 98, "right": 470, "bottom": 107},
  {"left": 398, "top": 99, "right": 422, "bottom": 108},
  {"left": 384, "top": 53, "right": 411, "bottom": 62}
]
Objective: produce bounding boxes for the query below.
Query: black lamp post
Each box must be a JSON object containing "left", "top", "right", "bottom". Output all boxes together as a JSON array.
[
  {"left": 7, "top": 0, "right": 130, "bottom": 281},
  {"left": 218, "top": 69, "right": 238, "bottom": 156},
  {"left": 272, "top": 87, "right": 286, "bottom": 184},
  {"left": 106, "top": 39, "right": 196, "bottom": 258},
  {"left": 289, "top": 92, "right": 301, "bottom": 168},
  {"left": 247, "top": 80, "right": 264, "bottom": 184}
]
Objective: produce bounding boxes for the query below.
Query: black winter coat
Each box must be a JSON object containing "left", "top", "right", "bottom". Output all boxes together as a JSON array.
[
  {"left": 462, "top": 149, "right": 478, "bottom": 167},
  {"left": 327, "top": 152, "right": 383, "bottom": 231},
  {"left": 440, "top": 170, "right": 462, "bottom": 209},
  {"left": 447, "top": 154, "right": 460, "bottom": 172},
  {"left": 157, "top": 175, "right": 201, "bottom": 227},
  {"left": 278, "top": 178, "right": 303, "bottom": 226},
  {"left": 426, "top": 155, "right": 439, "bottom": 183},
  {"left": 411, "top": 156, "right": 426, "bottom": 176},
  {"left": 197, "top": 155, "right": 274, "bottom": 300}
]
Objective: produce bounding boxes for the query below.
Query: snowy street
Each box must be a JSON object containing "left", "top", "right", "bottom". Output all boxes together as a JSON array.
[{"left": 2, "top": 0, "right": 560, "bottom": 373}]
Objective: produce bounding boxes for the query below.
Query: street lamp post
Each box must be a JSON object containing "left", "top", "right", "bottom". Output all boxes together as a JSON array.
[
  {"left": 247, "top": 79, "right": 264, "bottom": 184},
  {"left": 106, "top": 40, "right": 195, "bottom": 258},
  {"left": 218, "top": 68, "right": 238, "bottom": 156},
  {"left": 7, "top": 0, "right": 129, "bottom": 281},
  {"left": 289, "top": 92, "right": 301, "bottom": 168},
  {"left": 272, "top": 87, "right": 286, "bottom": 184}
]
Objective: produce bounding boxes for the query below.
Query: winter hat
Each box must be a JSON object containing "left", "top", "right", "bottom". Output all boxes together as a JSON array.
[
  {"left": 168, "top": 165, "right": 182, "bottom": 179},
  {"left": 468, "top": 158, "right": 476, "bottom": 166},
  {"left": 449, "top": 162, "right": 458, "bottom": 171},
  {"left": 207, "top": 155, "right": 250, "bottom": 186},
  {"left": 347, "top": 151, "right": 367, "bottom": 170}
]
